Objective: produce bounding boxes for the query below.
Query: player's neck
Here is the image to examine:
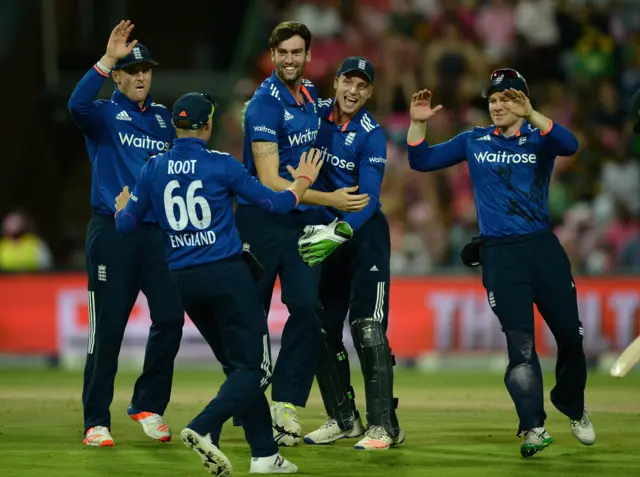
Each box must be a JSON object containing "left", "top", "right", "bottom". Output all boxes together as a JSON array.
[
  {"left": 333, "top": 103, "right": 356, "bottom": 126},
  {"left": 276, "top": 72, "right": 304, "bottom": 103},
  {"left": 497, "top": 118, "right": 524, "bottom": 137}
]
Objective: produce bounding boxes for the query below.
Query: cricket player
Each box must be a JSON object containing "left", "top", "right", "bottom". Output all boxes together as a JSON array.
[
  {"left": 114, "top": 91, "right": 322, "bottom": 474},
  {"left": 296, "top": 57, "right": 404, "bottom": 450},
  {"left": 68, "top": 20, "right": 183, "bottom": 446},
  {"left": 405, "top": 69, "right": 595, "bottom": 457},
  {"left": 237, "top": 21, "right": 370, "bottom": 446}
]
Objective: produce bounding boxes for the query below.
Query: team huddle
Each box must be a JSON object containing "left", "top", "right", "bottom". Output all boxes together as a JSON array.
[{"left": 69, "top": 18, "right": 598, "bottom": 477}]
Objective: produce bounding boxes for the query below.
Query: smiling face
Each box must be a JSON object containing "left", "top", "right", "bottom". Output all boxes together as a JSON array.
[
  {"left": 112, "top": 63, "right": 153, "bottom": 105},
  {"left": 333, "top": 72, "right": 373, "bottom": 117},
  {"left": 272, "top": 35, "right": 310, "bottom": 86},
  {"left": 488, "top": 91, "right": 519, "bottom": 129}
]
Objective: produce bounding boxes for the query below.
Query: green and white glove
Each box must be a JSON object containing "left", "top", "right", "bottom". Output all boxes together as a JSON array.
[{"left": 298, "top": 219, "right": 353, "bottom": 266}]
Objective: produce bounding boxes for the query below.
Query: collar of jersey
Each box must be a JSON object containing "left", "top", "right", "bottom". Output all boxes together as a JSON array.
[
  {"left": 270, "top": 71, "right": 314, "bottom": 107},
  {"left": 111, "top": 87, "right": 153, "bottom": 112},
  {"left": 491, "top": 120, "right": 534, "bottom": 138},
  {"left": 322, "top": 98, "right": 366, "bottom": 132},
  {"left": 173, "top": 137, "right": 207, "bottom": 149}
]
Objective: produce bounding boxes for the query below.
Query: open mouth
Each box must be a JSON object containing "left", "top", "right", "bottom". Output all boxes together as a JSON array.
[
  {"left": 135, "top": 84, "right": 145, "bottom": 91},
  {"left": 344, "top": 96, "right": 358, "bottom": 107},
  {"left": 283, "top": 66, "right": 297, "bottom": 74}
]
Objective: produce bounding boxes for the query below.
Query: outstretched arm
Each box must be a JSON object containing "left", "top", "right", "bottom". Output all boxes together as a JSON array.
[{"left": 407, "top": 89, "right": 468, "bottom": 171}]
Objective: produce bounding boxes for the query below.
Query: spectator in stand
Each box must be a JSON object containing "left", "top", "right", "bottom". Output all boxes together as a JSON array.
[{"left": 0, "top": 210, "right": 53, "bottom": 272}]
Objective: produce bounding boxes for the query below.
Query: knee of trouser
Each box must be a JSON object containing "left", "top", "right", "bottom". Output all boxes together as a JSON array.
[
  {"left": 322, "top": 323, "right": 345, "bottom": 345},
  {"left": 505, "top": 363, "right": 540, "bottom": 394},
  {"left": 283, "top": 301, "right": 323, "bottom": 331},
  {"left": 504, "top": 330, "right": 536, "bottom": 366},
  {"left": 554, "top": 324, "right": 585, "bottom": 350},
  {"left": 350, "top": 317, "right": 388, "bottom": 349}
]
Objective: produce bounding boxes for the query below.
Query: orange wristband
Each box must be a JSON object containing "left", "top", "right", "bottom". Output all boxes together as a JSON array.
[{"left": 297, "top": 174, "right": 313, "bottom": 186}]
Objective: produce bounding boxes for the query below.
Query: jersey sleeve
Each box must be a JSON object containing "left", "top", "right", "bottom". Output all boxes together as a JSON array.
[
  {"left": 115, "top": 160, "right": 155, "bottom": 234},
  {"left": 341, "top": 128, "right": 387, "bottom": 231},
  {"left": 539, "top": 121, "right": 579, "bottom": 158},
  {"left": 244, "top": 95, "right": 283, "bottom": 143},
  {"left": 407, "top": 131, "right": 470, "bottom": 171},
  {"left": 224, "top": 155, "right": 297, "bottom": 214},
  {"left": 68, "top": 65, "right": 110, "bottom": 138}
]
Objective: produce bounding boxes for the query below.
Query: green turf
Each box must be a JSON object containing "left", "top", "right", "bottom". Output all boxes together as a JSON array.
[{"left": 0, "top": 368, "right": 639, "bottom": 476}]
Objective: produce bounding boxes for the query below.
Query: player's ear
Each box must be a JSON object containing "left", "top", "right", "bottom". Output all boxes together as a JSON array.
[
  {"left": 270, "top": 48, "right": 276, "bottom": 64},
  {"left": 367, "top": 85, "right": 374, "bottom": 100},
  {"left": 333, "top": 76, "right": 339, "bottom": 91},
  {"left": 305, "top": 49, "right": 311, "bottom": 62},
  {"left": 112, "top": 69, "right": 120, "bottom": 84}
]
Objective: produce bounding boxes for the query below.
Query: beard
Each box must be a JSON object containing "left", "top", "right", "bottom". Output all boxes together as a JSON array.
[{"left": 276, "top": 63, "right": 305, "bottom": 86}]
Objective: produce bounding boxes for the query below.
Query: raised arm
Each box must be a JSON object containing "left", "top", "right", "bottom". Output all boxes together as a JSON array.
[
  {"left": 68, "top": 20, "right": 139, "bottom": 137},
  {"left": 500, "top": 88, "right": 578, "bottom": 157},
  {"left": 407, "top": 89, "right": 468, "bottom": 171}
]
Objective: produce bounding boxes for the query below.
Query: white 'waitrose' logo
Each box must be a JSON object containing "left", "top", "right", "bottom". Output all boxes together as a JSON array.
[
  {"left": 473, "top": 151, "right": 537, "bottom": 164},
  {"left": 318, "top": 147, "right": 354, "bottom": 171},
  {"left": 118, "top": 132, "right": 170, "bottom": 151},
  {"left": 288, "top": 128, "right": 318, "bottom": 147}
]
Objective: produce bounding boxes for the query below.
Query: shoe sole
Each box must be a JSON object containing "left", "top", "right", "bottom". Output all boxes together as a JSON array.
[
  {"left": 520, "top": 438, "right": 553, "bottom": 458},
  {"left": 83, "top": 438, "right": 114, "bottom": 447},
  {"left": 574, "top": 435, "right": 596, "bottom": 446},
  {"left": 303, "top": 433, "right": 354, "bottom": 445},
  {"left": 180, "top": 428, "right": 232, "bottom": 477},
  {"left": 273, "top": 426, "right": 301, "bottom": 447}
]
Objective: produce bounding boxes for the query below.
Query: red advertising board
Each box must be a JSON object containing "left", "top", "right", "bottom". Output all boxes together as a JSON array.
[{"left": 0, "top": 274, "right": 639, "bottom": 358}]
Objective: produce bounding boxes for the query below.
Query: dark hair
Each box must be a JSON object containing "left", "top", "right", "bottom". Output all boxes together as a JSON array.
[{"left": 269, "top": 21, "right": 312, "bottom": 52}]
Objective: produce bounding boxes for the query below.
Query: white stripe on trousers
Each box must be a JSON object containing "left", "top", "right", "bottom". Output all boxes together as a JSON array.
[
  {"left": 374, "top": 282, "right": 385, "bottom": 323},
  {"left": 259, "top": 334, "right": 272, "bottom": 388},
  {"left": 87, "top": 291, "right": 96, "bottom": 355}
]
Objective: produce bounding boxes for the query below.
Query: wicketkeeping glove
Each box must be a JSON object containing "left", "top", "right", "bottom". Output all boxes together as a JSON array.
[{"left": 298, "top": 219, "right": 353, "bottom": 266}]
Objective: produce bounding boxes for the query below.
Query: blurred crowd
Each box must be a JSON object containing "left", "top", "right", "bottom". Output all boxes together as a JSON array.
[
  {"left": 4, "top": 0, "right": 640, "bottom": 275},
  {"left": 216, "top": 0, "right": 640, "bottom": 275}
]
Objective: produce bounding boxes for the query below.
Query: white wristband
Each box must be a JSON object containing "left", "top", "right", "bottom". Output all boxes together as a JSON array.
[{"left": 96, "top": 61, "right": 112, "bottom": 75}]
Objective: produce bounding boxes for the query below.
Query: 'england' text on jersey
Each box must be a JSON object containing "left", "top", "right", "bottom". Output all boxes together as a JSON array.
[
  {"left": 169, "top": 230, "right": 217, "bottom": 249},
  {"left": 118, "top": 132, "right": 170, "bottom": 151},
  {"left": 474, "top": 151, "right": 537, "bottom": 164},
  {"left": 288, "top": 128, "right": 318, "bottom": 147}
]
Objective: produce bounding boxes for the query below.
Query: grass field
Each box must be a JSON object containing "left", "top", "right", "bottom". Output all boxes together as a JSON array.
[{"left": 0, "top": 368, "right": 639, "bottom": 477}]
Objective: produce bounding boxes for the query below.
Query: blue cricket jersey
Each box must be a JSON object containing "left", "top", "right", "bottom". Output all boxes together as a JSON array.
[
  {"left": 313, "top": 99, "right": 387, "bottom": 231},
  {"left": 114, "top": 137, "right": 299, "bottom": 270},
  {"left": 241, "top": 72, "right": 321, "bottom": 211},
  {"left": 68, "top": 65, "right": 176, "bottom": 220},
  {"left": 407, "top": 121, "right": 579, "bottom": 237}
]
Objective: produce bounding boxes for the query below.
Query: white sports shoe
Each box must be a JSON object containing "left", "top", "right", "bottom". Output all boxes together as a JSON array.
[
  {"left": 354, "top": 425, "right": 405, "bottom": 450},
  {"left": 128, "top": 408, "right": 172, "bottom": 442},
  {"left": 271, "top": 402, "right": 301, "bottom": 447},
  {"left": 520, "top": 427, "right": 553, "bottom": 458},
  {"left": 303, "top": 414, "right": 365, "bottom": 444},
  {"left": 83, "top": 425, "right": 115, "bottom": 447},
  {"left": 180, "top": 428, "right": 232, "bottom": 477},
  {"left": 571, "top": 408, "right": 596, "bottom": 446},
  {"left": 250, "top": 453, "right": 298, "bottom": 474}
]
